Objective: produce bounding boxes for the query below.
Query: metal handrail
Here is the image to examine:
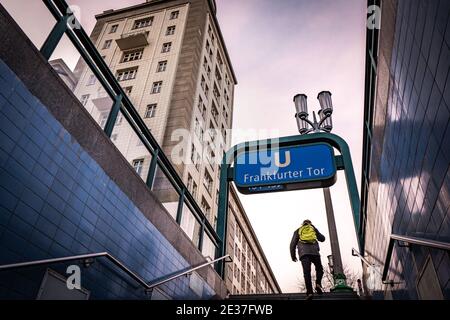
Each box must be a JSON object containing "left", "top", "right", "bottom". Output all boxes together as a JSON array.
[
  {"left": 0, "top": 252, "right": 151, "bottom": 289},
  {"left": 0, "top": 252, "right": 232, "bottom": 293},
  {"left": 382, "top": 234, "right": 450, "bottom": 281},
  {"left": 351, "top": 248, "right": 398, "bottom": 286},
  {"left": 351, "top": 248, "right": 378, "bottom": 271},
  {"left": 147, "top": 254, "right": 232, "bottom": 291}
]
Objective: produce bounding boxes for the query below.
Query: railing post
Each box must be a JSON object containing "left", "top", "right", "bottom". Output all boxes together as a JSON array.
[
  {"left": 176, "top": 188, "right": 185, "bottom": 224},
  {"left": 215, "top": 156, "right": 230, "bottom": 278},
  {"left": 104, "top": 94, "right": 122, "bottom": 137},
  {"left": 382, "top": 238, "right": 395, "bottom": 281},
  {"left": 41, "top": 15, "right": 70, "bottom": 60},
  {"left": 198, "top": 218, "right": 206, "bottom": 252},
  {"left": 146, "top": 148, "right": 159, "bottom": 189}
]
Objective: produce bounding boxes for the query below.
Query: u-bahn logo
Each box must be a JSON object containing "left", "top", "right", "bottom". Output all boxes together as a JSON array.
[{"left": 274, "top": 151, "right": 291, "bottom": 168}]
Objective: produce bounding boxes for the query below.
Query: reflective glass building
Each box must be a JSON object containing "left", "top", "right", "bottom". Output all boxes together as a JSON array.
[{"left": 361, "top": 0, "right": 450, "bottom": 299}]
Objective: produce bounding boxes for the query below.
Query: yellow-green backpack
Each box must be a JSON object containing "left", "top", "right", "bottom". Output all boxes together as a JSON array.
[{"left": 299, "top": 224, "right": 317, "bottom": 243}]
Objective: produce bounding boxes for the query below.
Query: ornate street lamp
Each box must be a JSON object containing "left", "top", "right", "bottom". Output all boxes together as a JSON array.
[
  {"left": 293, "top": 91, "right": 353, "bottom": 293},
  {"left": 293, "top": 91, "right": 333, "bottom": 134}
]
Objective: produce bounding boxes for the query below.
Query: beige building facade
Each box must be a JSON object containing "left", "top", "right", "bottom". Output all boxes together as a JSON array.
[
  {"left": 72, "top": 0, "right": 280, "bottom": 295},
  {"left": 226, "top": 186, "right": 281, "bottom": 295}
]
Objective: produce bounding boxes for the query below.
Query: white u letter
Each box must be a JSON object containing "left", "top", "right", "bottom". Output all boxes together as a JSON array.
[{"left": 274, "top": 151, "right": 291, "bottom": 168}]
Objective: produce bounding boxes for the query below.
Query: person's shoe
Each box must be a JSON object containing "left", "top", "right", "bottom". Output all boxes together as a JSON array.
[
  {"left": 305, "top": 293, "right": 314, "bottom": 300},
  {"left": 315, "top": 284, "right": 323, "bottom": 295}
]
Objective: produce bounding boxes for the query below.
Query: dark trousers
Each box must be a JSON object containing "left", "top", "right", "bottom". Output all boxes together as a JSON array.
[{"left": 300, "top": 254, "right": 324, "bottom": 294}]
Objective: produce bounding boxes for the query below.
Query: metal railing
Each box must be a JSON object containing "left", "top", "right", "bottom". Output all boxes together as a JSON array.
[
  {"left": 120, "top": 29, "right": 149, "bottom": 39},
  {"left": 147, "top": 254, "right": 232, "bottom": 291},
  {"left": 382, "top": 234, "right": 450, "bottom": 282},
  {"left": 0, "top": 252, "right": 151, "bottom": 289},
  {"left": 38, "top": 0, "right": 221, "bottom": 263},
  {"left": 351, "top": 248, "right": 398, "bottom": 286},
  {"left": 0, "top": 252, "right": 232, "bottom": 293}
]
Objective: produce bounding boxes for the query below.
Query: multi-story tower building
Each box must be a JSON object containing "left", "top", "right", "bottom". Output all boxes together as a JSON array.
[
  {"left": 73, "top": 0, "right": 235, "bottom": 230},
  {"left": 71, "top": 0, "right": 280, "bottom": 295}
]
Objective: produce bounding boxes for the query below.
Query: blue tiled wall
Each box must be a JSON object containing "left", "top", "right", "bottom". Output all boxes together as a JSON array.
[
  {"left": 365, "top": 0, "right": 450, "bottom": 299},
  {"left": 0, "top": 58, "right": 215, "bottom": 299}
]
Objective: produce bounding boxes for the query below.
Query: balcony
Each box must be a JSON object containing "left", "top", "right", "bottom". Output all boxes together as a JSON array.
[
  {"left": 91, "top": 89, "right": 112, "bottom": 112},
  {"left": 116, "top": 30, "right": 149, "bottom": 50}
]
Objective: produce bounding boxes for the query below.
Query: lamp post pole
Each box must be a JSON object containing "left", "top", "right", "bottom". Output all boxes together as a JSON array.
[{"left": 293, "top": 92, "right": 353, "bottom": 292}]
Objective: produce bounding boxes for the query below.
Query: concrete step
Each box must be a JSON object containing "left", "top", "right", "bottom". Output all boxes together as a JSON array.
[{"left": 228, "top": 291, "right": 360, "bottom": 300}]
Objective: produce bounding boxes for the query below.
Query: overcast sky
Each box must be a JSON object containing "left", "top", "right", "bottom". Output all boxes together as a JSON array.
[{"left": 1, "top": 0, "right": 367, "bottom": 292}]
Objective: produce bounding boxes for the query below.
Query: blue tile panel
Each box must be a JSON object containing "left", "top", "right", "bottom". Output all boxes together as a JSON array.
[
  {"left": 365, "top": 0, "right": 450, "bottom": 299},
  {"left": 0, "top": 58, "right": 215, "bottom": 300}
]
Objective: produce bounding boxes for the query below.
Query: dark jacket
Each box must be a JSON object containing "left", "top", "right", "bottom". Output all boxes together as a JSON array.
[{"left": 290, "top": 225, "right": 325, "bottom": 260}]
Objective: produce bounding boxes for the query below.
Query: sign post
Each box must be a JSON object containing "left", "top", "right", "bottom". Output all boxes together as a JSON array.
[{"left": 215, "top": 132, "right": 361, "bottom": 292}]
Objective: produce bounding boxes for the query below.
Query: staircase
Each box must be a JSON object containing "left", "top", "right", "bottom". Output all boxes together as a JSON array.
[{"left": 228, "top": 291, "right": 360, "bottom": 300}]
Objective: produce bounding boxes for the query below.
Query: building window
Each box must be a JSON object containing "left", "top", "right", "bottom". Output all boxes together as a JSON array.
[
  {"left": 133, "top": 17, "right": 153, "bottom": 29},
  {"left": 192, "top": 181, "right": 197, "bottom": 198},
  {"left": 191, "top": 145, "right": 200, "bottom": 170},
  {"left": 123, "top": 86, "right": 133, "bottom": 95},
  {"left": 151, "top": 81, "right": 163, "bottom": 94},
  {"left": 206, "top": 40, "right": 210, "bottom": 52},
  {"left": 215, "top": 67, "right": 222, "bottom": 84},
  {"left": 187, "top": 174, "right": 193, "bottom": 190},
  {"left": 206, "top": 147, "right": 215, "bottom": 165},
  {"left": 191, "top": 144, "right": 196, "bottom": 165},
  {"left": 187, "top": 175, "right": 198, "bottom": 198},
  {"left": 209, "top": 121, "right": 216, "bottom": 143},
  {"left": 198, "top": 96, "right": 203, "bottom": 111},
  {"left": 116, "top": 68, "right": 138, "bottom": 81},
  {"left": 202, "top": 105, "right": 207, "bottom": 119},
  {"left": 211, "top": 103, "right": 219, "bottom": 119},
  {"left": 194, "top": 117, "right": 200, "bottom": 134},
  {"left": 109, "top": 24, "right": 118, "bottom": 33},
  {"left": 132, "top": 159, "right": 144, "bottom": 175},
  {"left": 213, "top": 84, "right": 220, "bottom": 100},
  {"left": 121, "top": 49, "right": 144, "bottom": 63},
  {"left": 157, "top": 60, "right": 167, "bottom": 72},
  {"left": 145, "top": 104, "right": 157, "bottom": 118},
  {"left": 98, "top": 112, "right": 109, "bottom": 128},
  {"left": 203, "top": 170, "right": 213, "bottom": 194},
  {"left": 201, "top": 76, "right": 206, "bottom": 89},
  {"left": 115, "top": 113, "right": 123, "bottom": 126},
  {"left": 217, "top": 53, "right": 223, "bottom": 67},
  {"left": 162, "top": 42, "right": 172, "bottom": 53},
  {"left": 222, "top": 125, "right": 227, "bottom": 142},
  {"left": 170, "top": 10, "right": 179, "bottom": 20},
  {"left": 102, "top": 40, "right": 112, "bottom": 49},
  {"left": 201, "top": 197, "right": 211, "bottom": 217},
  {"left": 209, "top": 49, "right": 213, "bottom": 59},
  {"left": 166, "top": 25, "right": 176, "bottom": 35},
  {"left": 80, "top": 94, "right": 89, "bottom": 106},
  {"left": 207, "top": 66, "right": 211, "bottom": 79},
  {"left": 205, "top": 84, "right": 209, "bottom": 97},
  {"left": 87, "top": 74, "right": 96, "bottom": 86}
]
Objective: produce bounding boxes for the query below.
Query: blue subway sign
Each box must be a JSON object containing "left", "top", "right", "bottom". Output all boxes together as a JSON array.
[{"left": 234, "top": 143, "right": 337, "bottom": 194}]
